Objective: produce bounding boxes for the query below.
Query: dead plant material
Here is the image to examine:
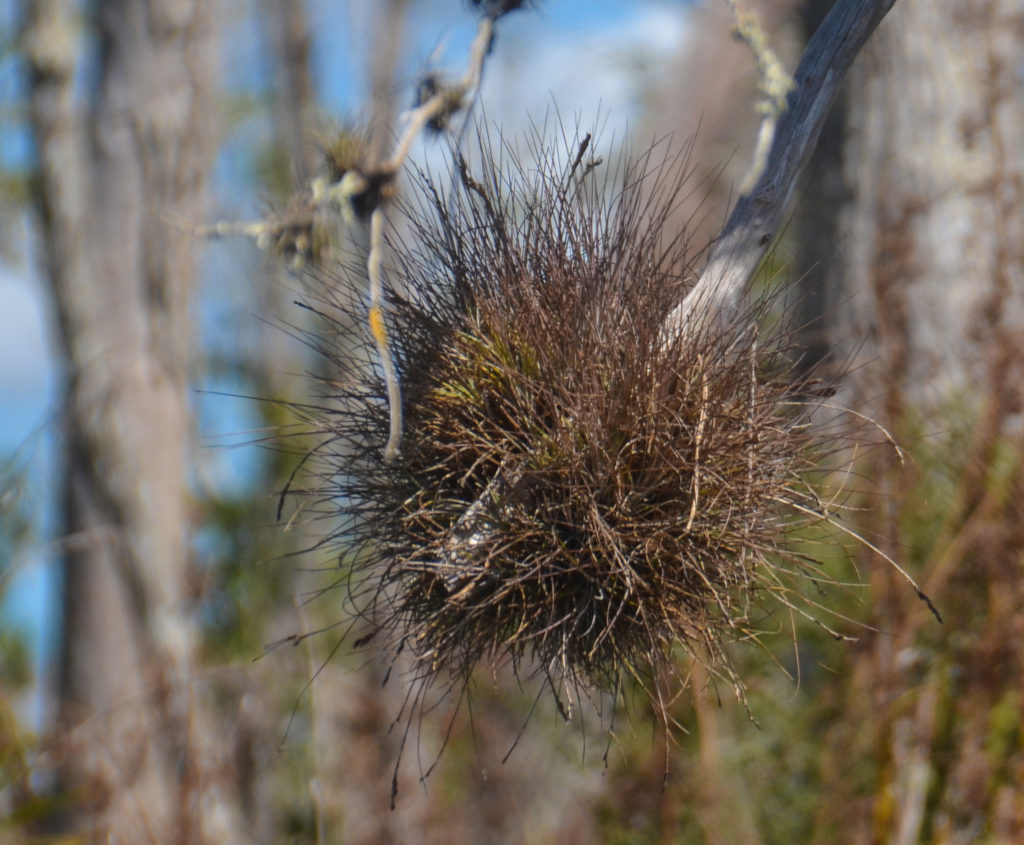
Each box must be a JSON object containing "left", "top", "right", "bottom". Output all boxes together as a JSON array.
[{"left": 285, "top": 124, "right": 872, "bottom": 760}]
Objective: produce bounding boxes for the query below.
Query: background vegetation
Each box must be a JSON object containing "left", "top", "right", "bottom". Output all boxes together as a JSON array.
[{"left": 1, "top": 0, "right": 1022, "bottom": 842}]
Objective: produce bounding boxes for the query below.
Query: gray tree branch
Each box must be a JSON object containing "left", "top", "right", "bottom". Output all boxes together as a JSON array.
[{"left": 660, "top": 0, "right": 897, "bottom": 345}]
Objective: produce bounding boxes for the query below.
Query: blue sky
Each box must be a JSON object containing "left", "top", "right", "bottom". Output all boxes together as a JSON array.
[{"left": 0, "top": 0, "right": 693, "bottom": 694}]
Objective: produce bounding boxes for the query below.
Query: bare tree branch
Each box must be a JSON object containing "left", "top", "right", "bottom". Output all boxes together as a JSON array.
[
  {"left": 382, "top": 17, "right": 494, "bottom": 176},
  {"left": 661, "top": 0, "right": 898, "bottom": 346},
  {"left": 194, "top": 11, "right": 499, "bottom": 463}
]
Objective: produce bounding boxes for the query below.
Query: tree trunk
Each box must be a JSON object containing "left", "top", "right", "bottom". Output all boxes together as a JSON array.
[
  {"left": 263, "top": 0, "right": 317, "bottom": 184},
  {"left": 837, "top": 0, "right": 1024, "bottom": 422},
  {"left": 815, "top": 0, "right": 1024, "bottom": 841},
  {"left": 26, "top": 1, "right": 245, "bottom": 841}
]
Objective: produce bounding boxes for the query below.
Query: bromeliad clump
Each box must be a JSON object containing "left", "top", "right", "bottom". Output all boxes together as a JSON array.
[{"left": 292, "top": 127, "right": 853, "bottom": 726}]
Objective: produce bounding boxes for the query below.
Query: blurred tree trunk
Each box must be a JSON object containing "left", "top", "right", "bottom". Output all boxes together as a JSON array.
[
  {"left": 264, "top": 0, "right": 317, "bottom": 184},
  {"left": 811, "top": 0, "right": 1024, "bottom": 841},
  {"left": 836, "top": 0, "right": 1024, "bottom": 421},
  {"left": 25, "top": 1, "right": 245, "bottom": 842}
]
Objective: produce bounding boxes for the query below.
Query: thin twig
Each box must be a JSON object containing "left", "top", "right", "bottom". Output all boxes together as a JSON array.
[
  {"left": 687, "top": 361, "right": 709, "bottom": 532},
  {"left": 367, "top": 15, "right": 497, "bottom": 460},
  {"left": 190, "top": 14, "right": 501, "bottom": 461},
  {"left": 368, "top": 207, "right": 403, "bottom": 462},
  {"left": 383, "top": 17, "right": 494, "bottom": 176}
]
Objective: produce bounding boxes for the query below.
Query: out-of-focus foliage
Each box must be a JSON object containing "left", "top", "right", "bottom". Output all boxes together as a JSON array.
[
  {"left": 0, "top": 452, "right": 48, "bottom": 839},
  {"left": 2, "top": 0, "right": 1021, "bottom": 841}
]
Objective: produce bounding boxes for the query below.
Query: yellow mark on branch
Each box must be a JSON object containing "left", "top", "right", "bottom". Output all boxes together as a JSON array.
[
  {"left": 369, "top": 305, "right": 388, "bottom": 348},
  {"left": 368, "top": 208, "right": 403, "bottom": 462}
]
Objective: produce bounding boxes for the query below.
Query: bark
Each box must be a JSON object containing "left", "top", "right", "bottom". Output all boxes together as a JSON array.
[
  {"left": 26, "top": 1, "right": 245, "bottom": 841},
  {"left": 837, "top": 0, "right": 1024, "bottom": 424},
  {"left": 793, "top": 0, "right": 851, "bottom": 371}
]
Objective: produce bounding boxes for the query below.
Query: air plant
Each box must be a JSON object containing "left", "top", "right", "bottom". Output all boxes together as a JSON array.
[{"left": 284, "top": 123, "right": 885, "bottom": 750}]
